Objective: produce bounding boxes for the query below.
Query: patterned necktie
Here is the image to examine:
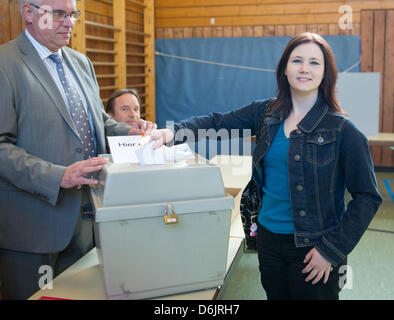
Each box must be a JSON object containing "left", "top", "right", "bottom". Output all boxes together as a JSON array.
[{"left": 49, "top": 52, "right": 96, "bottom": 159}]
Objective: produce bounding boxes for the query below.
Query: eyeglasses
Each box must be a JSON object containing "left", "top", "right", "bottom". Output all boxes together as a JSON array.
[{"left": 29, "top": 3, "right": 81, "bottom": 21}]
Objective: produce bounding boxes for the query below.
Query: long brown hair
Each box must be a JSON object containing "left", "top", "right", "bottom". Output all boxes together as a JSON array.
[{"left": 270, "top": 32, "right": 345, "bottom": 117}]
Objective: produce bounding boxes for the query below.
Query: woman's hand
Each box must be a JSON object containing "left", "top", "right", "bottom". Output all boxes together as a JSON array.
[
  {"left": 149, "top": 128, "right": 175, "bottom": 149},
  {"left": 302, "top": 247, "right": 332, "bottom": 285},
  {"left": 128, "top": 119, "right": 157, "bottom": 135}
]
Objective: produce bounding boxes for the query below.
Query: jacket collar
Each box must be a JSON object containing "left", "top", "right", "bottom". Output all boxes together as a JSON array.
[
  {"left": 267, "top": 91, "right": 328, "bottom": 133},
  {"left": 297, "top": 92, "right": 328, "bottom": 133}
]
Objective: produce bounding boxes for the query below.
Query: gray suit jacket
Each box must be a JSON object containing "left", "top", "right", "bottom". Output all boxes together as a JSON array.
[{"left": 0, "top": 32, "right": 130, "bottom": 253}]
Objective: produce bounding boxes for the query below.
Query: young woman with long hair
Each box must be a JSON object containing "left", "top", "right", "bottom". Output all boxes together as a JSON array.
[{"left": 150, "top": 33, "right": 382, "bottom": 300}]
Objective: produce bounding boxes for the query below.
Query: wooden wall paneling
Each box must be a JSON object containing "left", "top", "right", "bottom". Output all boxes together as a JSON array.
[
  {"left": 0, "top": 0, "right": 11, "bottom": 44},
  {"left": 72, "top": 0, "right": 86, "bottom": 54},
  {"left": 373, "top": 10, "right": 386, "bottom": 166},
  {"left": 83, "top": 11, "right": 116, "bottom": 103},
  {"left": 0, "top": 0, "right": 24, "bottom": 45},
  {"left": 243, "top": 26, "right": 253, "bottom": 37},
  {"left": 265, "top": 25, "right": 275, "bottom": 37},
  {"left": 155, "top": 22, "right": 366, "bottom": 40},
  {"left": 360, "top": 11, "right": 374, "bottom": 71},
  {"left": 307, "top": 24, "right": 318, "bottom": 34},
  {"left": 87, "top": 33, "right": 116, "bottom": 95},
  {"left": 153, "top": 4, "right": 393, "bottom": 168},
  {"left": 9, "top": 0, "right": 23, "bottom": 40},
  {"left": 81, "top": 0, "right": 155, "bottom": 119},
  {"left": 155, "top": 0, "right": 388, "bottom": 7},
  {"left": 351, "top": 23, "right": 360, "bottom": 36},
  {"left": 154, "top": 0, "right": 394, "bottom": 28},
  {"left": 202, "top": 26, "right": 213, "bottom": 38},
  {"left": 361, "top": 10, "right": 380, "bottom": 165},
  {"left": 275, "top": 25, "right": 285, "bottom": 37},
  {"left": 360, "top": 9, "right": 394, "bottom": 167},
  {"left": 172, "top": 27, "right": 184, "bottom": 39},
  {"left": 223, "top": 26, "right": 232, "bottom": 37},
  {"left": 113, "top": 0, "right": 127, "bottom": 90},
  {"left": 284, "top": 25, "right": 295, "bottom": 37},
  {"left": 126, "top": 2, "right": 146, "bottom": 117},
  {"left": 232, "top": 26, "right": 242, "bottom": 37},
  {"left": 382, "top": 10, "right": 394, "bottom": 166},
  {"left": 184, "top": 27, "right": 193, "bottom": 38},
  {"left": 126, "top": 44, "right": 146, "bottom": 109},
  {"left": 143, "top": 0, "right": 156, "bottom": 122},
  {"left": 153, "top": 0, "right": 394, "bottom": 40},
  {"left": 317, "top": 24, "right": 328, "bottom": 36},
  {"left": 155, "top": 1, "right": 394, "bottom": 19},
  {"left": 85, "top": 0, "right": 112, "bottom": 17},
  {"left": 156, "top": 13, "right": 358, "bottom": 28},
  {"left": 126, "top": 9, "right": 144, "bottom": 25},
  {"left": 127, "top": 0, "right": 145, "bottom": 12}
]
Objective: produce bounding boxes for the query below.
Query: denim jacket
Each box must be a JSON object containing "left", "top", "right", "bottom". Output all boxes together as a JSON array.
[{"left": 173, "top": 94, "right": 382, "bottom": 266}]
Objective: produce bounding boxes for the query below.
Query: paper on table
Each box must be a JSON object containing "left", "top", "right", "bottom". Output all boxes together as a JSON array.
[{"left": 107, "top": 135, "right": 150, "bottom": 163}]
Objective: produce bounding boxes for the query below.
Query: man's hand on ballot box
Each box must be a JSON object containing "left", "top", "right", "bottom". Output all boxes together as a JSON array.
[
  {"left": 61, "top": 120, "right": 158, "bottom": 189},
  {"left": 149, "top": 128, "right": 175, "bottom": 149},
  {"left": 61, "top": 157, "right": 108, "bottom": 189}
]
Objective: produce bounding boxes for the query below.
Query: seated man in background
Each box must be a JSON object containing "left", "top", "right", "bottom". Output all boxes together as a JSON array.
[{"left": 106, "top": 88, "right": 142, "bottom": 127}]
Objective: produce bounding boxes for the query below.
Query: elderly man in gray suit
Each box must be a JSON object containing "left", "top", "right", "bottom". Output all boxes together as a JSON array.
[{"left": 0, "top": 0, "right": 156, "bottom": 299}]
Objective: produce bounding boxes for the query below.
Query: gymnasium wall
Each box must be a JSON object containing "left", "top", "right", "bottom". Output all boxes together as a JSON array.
[
  {"left": 0, "top": 0, "right": 393, "bottom": 166},
  {"left": 155, "top": 1, "right": 394, "bottom": 167}
]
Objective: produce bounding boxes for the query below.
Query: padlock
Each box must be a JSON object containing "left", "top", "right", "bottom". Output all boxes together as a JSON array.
[{"left": 164, "top": 204, "right": 178, "bottom": 224}]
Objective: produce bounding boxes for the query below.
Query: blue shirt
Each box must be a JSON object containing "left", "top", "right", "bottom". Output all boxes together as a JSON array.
[{"left": 258, "top": 121, "right": 294, "bottom": 234}]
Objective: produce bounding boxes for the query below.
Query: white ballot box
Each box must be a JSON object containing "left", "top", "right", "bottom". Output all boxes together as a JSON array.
[{"left": 89, "top": 157, "right": 234, "bottom": 300}]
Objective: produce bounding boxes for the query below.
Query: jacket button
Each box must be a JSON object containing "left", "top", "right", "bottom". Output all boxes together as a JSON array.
[
  {"left": 294, "top": 154, "right": 301, "bottom": 161},
  {"left": 304, "top": 238, "right": 310, "bottom": 244},
  {"left": 299, "top": 210, "right": 306, "bottom": 216},
  {"left": 296, "top": 185, "right": 304, "bottom": 191},
  {"left": 296, "top": 129, "right": 302, "bottom": 134},
  {"left": 76, "top": 148, "right": 82, "bottom": 153}
]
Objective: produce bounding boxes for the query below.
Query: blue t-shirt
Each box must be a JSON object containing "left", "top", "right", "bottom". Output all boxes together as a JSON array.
[{"left": 258, "top": 122, "right": 294, "bottom": 234}]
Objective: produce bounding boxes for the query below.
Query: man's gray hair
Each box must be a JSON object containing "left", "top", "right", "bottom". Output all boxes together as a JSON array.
[
  {"left": 19, "top": 0, "right": 40, "bottom": 21},
  {"left": 19, "top": 0, "right": 40, "bottom": 8}
]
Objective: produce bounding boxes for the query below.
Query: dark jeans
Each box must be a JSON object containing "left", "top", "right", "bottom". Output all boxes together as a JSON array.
[{"left": 257, "top": 222, "right": 347, "bottom": 300}]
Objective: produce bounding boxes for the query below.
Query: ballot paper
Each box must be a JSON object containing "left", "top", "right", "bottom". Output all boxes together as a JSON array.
[
  {"left": 134, "top": 141, "right": 165, "bottom": 165},
  {"left": 107, "top": 135, "right": 150, "bottom": 163},
  {"left": 135, "top": 141, "right": 195, "bottom": 165},
  {"left": 108, "top": 135, "right": 195, "bottom": 165},
  {"left": 163, "top": 143, "right": 195, "bottom": 162}
]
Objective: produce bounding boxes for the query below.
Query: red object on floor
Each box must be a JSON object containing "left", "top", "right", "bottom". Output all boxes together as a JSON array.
[{"left": 38, "top": 296, "right": 71, "bottom": 300}]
